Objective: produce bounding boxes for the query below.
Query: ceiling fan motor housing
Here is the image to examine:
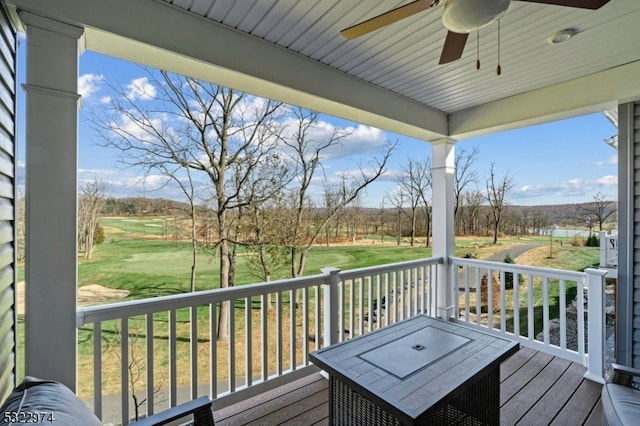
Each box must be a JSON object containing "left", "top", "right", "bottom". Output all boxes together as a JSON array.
[{"left": 442, "top": 0, "right": 511, "bottom": 33}]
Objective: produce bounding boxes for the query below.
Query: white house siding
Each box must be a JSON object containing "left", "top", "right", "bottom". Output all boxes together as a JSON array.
[
  {"left": 0, "top": 1, "right": 16, "bottom": 402},
  {"left": 634, "top": 102, "right": 640, "bottom": 369},
  {"left": 618, "top": 101, "right": 640, "bottom": 369}
]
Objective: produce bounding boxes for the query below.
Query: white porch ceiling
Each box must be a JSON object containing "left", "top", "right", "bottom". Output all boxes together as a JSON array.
[{"left": 7, "top": 0, "right": 640, "bottom": 141}]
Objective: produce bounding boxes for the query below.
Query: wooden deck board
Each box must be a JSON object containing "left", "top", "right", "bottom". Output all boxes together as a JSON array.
[
  {"left": 549, "top": 379, "right": 603, "bottom": 426},
  {"left": 214, "top": 374, "right": 328, "bottom": 426},
  {"left": 244, "top": 388, "right": 328, "bottom": 426},
  {"left": 583, "top": 400, "right": 603, "bottom": 426},
  {"left": 500, "top": 356, "right": 572, "bottom": 425},
  {"left": 515, "top": 362, "right": 587, "bottom": 425},
  {"left": 500, "top": 346, "right": 538, "bottom": 379},
  {"left": 500, "top": 350, "right": 555, "bottom": 406},
  {"left": 213, "top": 348, "right": 603, "bottom": 425}
]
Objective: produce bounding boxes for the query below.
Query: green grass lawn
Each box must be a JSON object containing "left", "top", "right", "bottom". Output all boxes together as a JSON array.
[
  {"left": 71, "top": 219, "right": 598, "bottom": 302},
  {"left": 100, "top": 216, "right": 175, "bottom": 237},
  {"left": 75, "top": 240, "right": 435, "bottom": 298},
  {"left": 74, "top": 220, "right": 436, "bottom": 299}
]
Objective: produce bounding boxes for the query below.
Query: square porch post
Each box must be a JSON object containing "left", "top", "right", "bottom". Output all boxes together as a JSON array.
[
  {"left": 431, "top": 139, "right": 456, "bottom": 320},
  {"left": 21, "top": 11, "right": 83, "bottom": 390},
  {"left": 616, "top": 101, "right": 636, "bottom": 367}
]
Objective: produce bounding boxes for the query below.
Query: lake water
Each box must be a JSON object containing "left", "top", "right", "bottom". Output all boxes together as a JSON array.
[{"left": 533, "top": 229, "right": 591, "bottom": 237}]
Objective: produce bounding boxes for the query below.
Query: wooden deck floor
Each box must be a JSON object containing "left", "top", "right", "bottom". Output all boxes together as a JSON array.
[{"left": 213, "top": 347, "right": 603, "bottom": 426}]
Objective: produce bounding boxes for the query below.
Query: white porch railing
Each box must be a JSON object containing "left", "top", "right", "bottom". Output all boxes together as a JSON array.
[
  {"left": 76, "top": 256, "right": 607, "bottom": 424},
  {"left": 76, "top": 257, "right": 441, "bottom": 425},
  {"left": 450, "top": 257, "right": 607, "bottom": 383}
]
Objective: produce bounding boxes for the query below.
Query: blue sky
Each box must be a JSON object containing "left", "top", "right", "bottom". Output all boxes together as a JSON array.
[{"left": 17, "top": 46, "right": 618, "bottom": 208}]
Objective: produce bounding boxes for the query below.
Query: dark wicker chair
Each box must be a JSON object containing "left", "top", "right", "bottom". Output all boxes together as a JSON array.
[
  {"left": 130, "top": 396, "right": 214, "bottom": 426},
  {"left": 601, "top": 363, "right": 640, "bottom": 426},
  {"left": 0, "top": 377, "right": 214, "bottom": 426}
]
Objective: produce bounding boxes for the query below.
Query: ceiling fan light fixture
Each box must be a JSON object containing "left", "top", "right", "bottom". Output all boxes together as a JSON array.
[
  {"left": 547, "top": 28, "right": 577, "bottom": 44},
  {"left": 442, "top": 0, "right": 510, "bottom": 33}
]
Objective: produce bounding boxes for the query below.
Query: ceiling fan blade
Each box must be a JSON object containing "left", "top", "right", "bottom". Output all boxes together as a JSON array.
[
  {"left": 439, "top": 31, "right": 469, "bottom": 64},
  {"left": 340, "top": 0, "right": 434, "bottom": 39},
  {"left": 517, "top": 0, "right": 610, "bottom": 9}
]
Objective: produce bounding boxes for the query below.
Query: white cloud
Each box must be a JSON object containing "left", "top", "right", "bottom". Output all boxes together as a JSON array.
[
  {"left": 110, "top": 113, "right": 168, "bottom": 144},
  {"left": 596, "top": 175, "right": 617, "bottom": 186},
  {"left": 596, "top": 155, "right": 617, "bottom": 166},
  {"left": 139, "top": 174, "right": 170, "bottom": 189},
  {"left": 90, "top": 173, "right": 168, "bottom": 195},
  {"left": 332, "top": 166, "right": 398, "bottom": 184},
  {"left": 232, "top": 95, "right": 272, "bottom": 123},
  {"left": 78, "top": 73, "right": 104, "bottom": 100},
  {"left": 335, "top": 124, "right": 388, "bottom": 158},
  {"left": 514, "top": 175, "right": 617, "bottom": 200},
  {"left": 125, "top": 77, "right": 156, "bottom": 101},
  {"left": 78, "top": 168, "right": 121, "bottom": 177},
  {"left": 99, "top": 95, "right": 112, "bottom": 104},
  {"left": 85, "top": 169, "right": 212, "bottom": 202},
  {"left": 277, "top": 119, "right": 388, "bottom": 162}
]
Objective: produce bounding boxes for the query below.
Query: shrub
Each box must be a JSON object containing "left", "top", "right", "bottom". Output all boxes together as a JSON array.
[
  {"left": 93, "top": 223, "right": 105, "bottom": 245},
  {"left": 586, "top": 234, "right": 600, "bottom": 247},
  {"left": 504, "top": 253, "right": 516, "bottom": 289}
]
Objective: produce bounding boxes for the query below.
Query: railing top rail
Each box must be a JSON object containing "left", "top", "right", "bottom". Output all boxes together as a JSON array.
[
  {"left": 339, "top": 256, "right": 443, "bottom": 280},
  {"left": 76, "top": 272, "right": 328, "bottom": 327},
  {"left": 449, "top": 256, "right": 586, "bottom": 281},
  {"left": 76, "top": 256, "right": 445, "bottom": 327}
]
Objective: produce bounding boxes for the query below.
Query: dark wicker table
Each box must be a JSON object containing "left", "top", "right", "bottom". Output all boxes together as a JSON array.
[{"left": 310, "top": 315, "right": 519, "bottom": 425}]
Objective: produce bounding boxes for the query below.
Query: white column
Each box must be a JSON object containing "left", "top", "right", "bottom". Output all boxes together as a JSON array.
[
  {"left": 321, "top": 268, "right": 341, "bottom": 346},
  {"left": 584, "top": 268, "right": 608, "bottom": 384},
  {"left": 22, "top": 12, "right": 83, "bottom": 390},
  {"left": 431, "top": 139, "right": 456, "bottom": 320}
]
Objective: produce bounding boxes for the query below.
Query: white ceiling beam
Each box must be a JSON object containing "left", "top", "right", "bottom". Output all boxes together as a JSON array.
[
  {"left": 449, "top": 61, "right": 640, "bottom": 140},
  {"left": 7, "top": 0, "right": 449, "bottom": 141}
]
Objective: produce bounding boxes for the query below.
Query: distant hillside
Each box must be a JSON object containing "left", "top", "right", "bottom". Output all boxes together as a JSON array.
[
  {"left": 103, "top": 197, "right": 195, "bottom": 215},
  {"left": 102, "top": 197, "right": 617, "bottom": 230},
  {"left": 509, "top": 201, "right": 618, "bottom": 228}
]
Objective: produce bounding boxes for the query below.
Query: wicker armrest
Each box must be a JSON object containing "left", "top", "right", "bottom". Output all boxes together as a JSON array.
[
  {"left": 129, "top": 396, "right": 214, "bottom": 426},
  {"left": 609, "top": 363, "right": 640, "bottom": 387}
]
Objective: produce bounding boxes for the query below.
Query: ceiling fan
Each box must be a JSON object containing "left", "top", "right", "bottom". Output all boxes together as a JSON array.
[{"left": 340, "top": 0, "right": 611, "bottom": 65}]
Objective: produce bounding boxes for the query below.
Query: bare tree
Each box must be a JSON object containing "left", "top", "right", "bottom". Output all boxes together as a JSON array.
[
  {"left": 277, "top": 108, "right": 395, "bottom": 277},
  {"left": 92, "top": 69, "right": 287, "bottom": 341},
  {"left": 78, "top": 179, "right": 106, "bottom": 259},
  {"left": 454, "top": 146, "right": 479, "bottom": 223},
  {"left": 588, "top": 192, "right": 617, "bottom": 231},
  {"left": 379, "top": 197, "right": 386, "bottom": 243},
  {"left": 159, "top": 164, "right": 199, "bottom": 292},
  {"left": 412, "top": 158, "right": 432, "bottom": 247},
  {"left": 322, "top": 184, "right": 341, "bottom": 246},
  {"left": 234, "top": 154, "right": 292, "bottom": 282},
  {"left": 516, "top": 208, "right": 531, "bottom": 236},
  {"left": 349, "top": 195, "right": 362, "bottom": 244},
  {"left": 389, "top": 189, "right": 405, "bottom": 245},
  {"left": 244, "top": 193, "right": 290, "bottom": 282},
  {"left": 462, "top": 190, "right": 484, "bottom": 236},
  {"left": 485, "top": 163, "right": 515, "bottom": 244},
  {"left": 111, "top": 318, "right": 165, "bottom": 422},
  {"left": 392, "top": 158, "right": 431, "bottom": 246},
  {"left": 531, "top": 210, "right": 551, "bottom": 235}
]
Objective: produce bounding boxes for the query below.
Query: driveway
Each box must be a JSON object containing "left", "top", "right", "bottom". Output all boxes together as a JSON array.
[{"left": 485, "top": 244, "right": 541, "bottom": 262}]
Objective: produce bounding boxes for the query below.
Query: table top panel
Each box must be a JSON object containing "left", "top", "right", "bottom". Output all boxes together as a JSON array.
[{"left": 359, "top": 326, "right": 471, "bottom": 379}]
